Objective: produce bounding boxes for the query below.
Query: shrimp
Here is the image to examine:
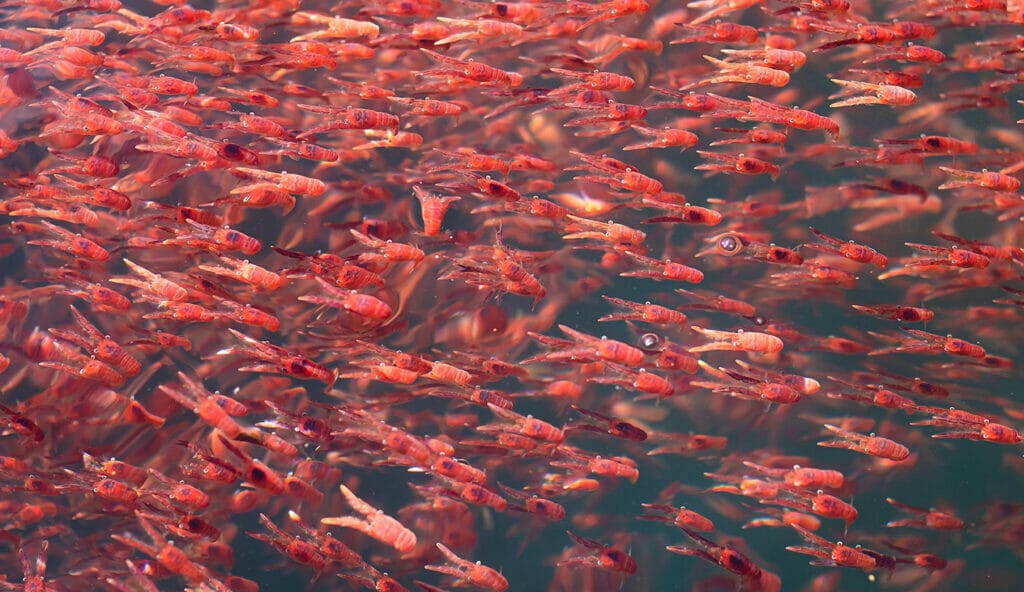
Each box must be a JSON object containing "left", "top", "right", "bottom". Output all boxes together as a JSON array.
[
  {"left": 321, "top": 485, "right": 417, "bottom": 553},
  {"left": 689, "top": 327, "right": 784, "bottom": 354}
]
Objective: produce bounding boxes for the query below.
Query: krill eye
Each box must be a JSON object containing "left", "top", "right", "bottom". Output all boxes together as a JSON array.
[
  {"left": 718, "top": 234, "right": 743, "bottom": 255},
  {"left": 638, "top": 332, "right": 662, "bottom": 352},
  {"left": 724, "top": 552, "right": 747, "bottom": 571},
  {"left": 751, "top": 315, "right": 766, "bottom": 326},
  {"left": 605, "top": 550, "right": 625, "bottom": 562},
  {"left": 221, "top": 143, "right": 244, "bottom": 159}
]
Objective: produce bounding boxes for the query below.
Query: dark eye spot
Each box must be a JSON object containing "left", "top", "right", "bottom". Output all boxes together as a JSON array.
[
  {"left": 287, "top": 358, "right": 315, "bottom": 377},
  {"left": 462, "top": 485, "right": 482, "bottom": 502},
  {"left": 249, "top": 467, "right": 267, "bottom": 484},
  {"left": 300, "top": 417, "right": 327, "bottom": 440},
  {"left": 718, "top": 234, "right": 743, "bottom": 255},
  {"left": 724, "top": 552, "right": 746, "bottom": 571},
  {"left": 638, "top": 332, "right": 662, "bottom": 352},
  {"left": 220, "top": 143, "right": 244, "bottom": 160}
]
